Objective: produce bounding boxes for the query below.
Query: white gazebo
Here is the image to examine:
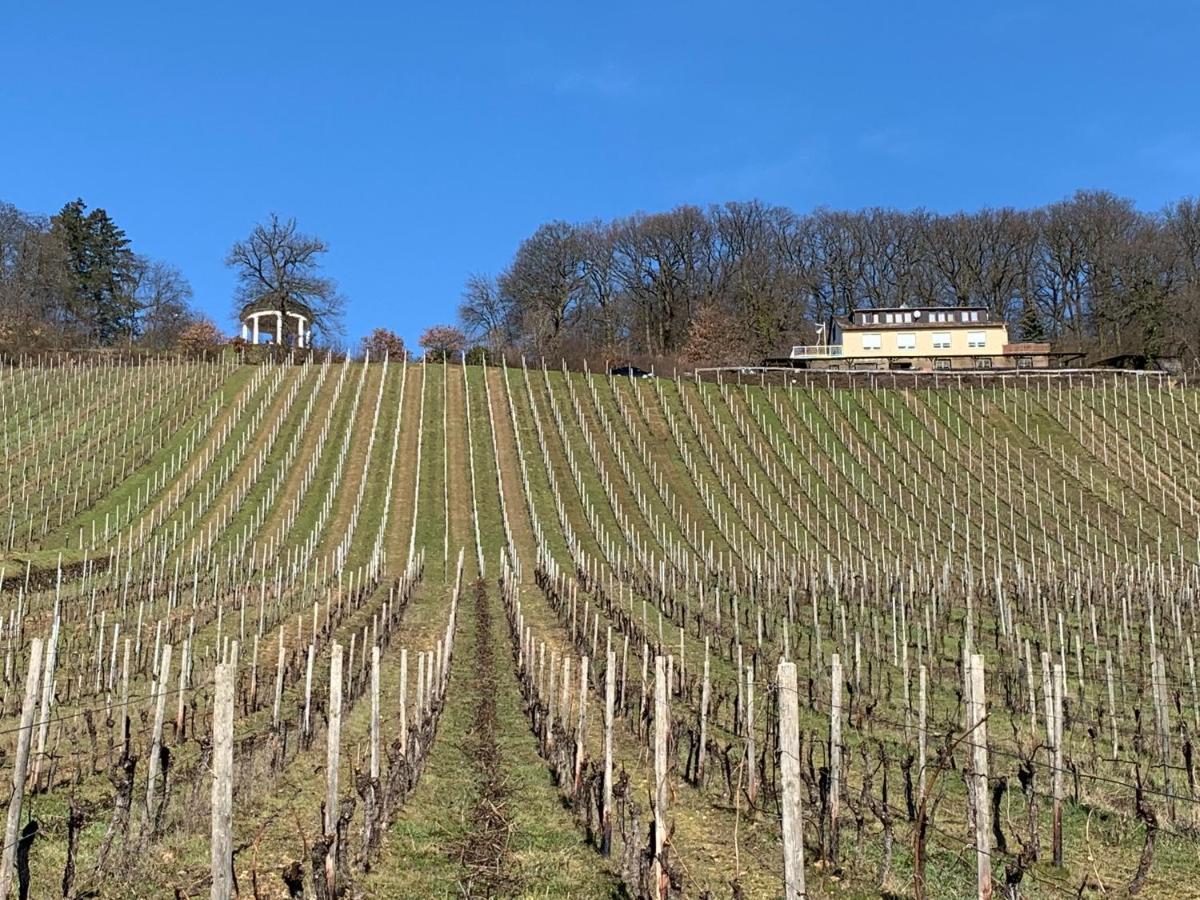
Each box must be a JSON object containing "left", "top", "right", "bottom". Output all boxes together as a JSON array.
[{"left": 239, "top": 298, "right": 313, "bottom": 348}]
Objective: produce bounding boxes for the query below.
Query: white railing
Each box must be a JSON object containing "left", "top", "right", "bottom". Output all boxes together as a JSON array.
[{"left": 790, "top": 345, "right": 843, "bottom": 358}]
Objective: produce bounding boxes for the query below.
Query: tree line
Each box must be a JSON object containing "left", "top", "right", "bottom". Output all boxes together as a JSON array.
[
  {"left": 0, "top": 200, "right": 352, "bottom": 358},
  {"left": 459, "top": 191, "right": 1200, "bottom": 367},
  {"left": 0, "top": 198, "right": 219, "bottom": 355}
]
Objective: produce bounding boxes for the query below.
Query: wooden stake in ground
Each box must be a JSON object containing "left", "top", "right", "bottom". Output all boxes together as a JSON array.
[
  {"left": 602, "top": 648, "right": 615, "bottom": 856},
  {"left": 370, "top": 645, "right": 380, "bottom": 781},
  {"left": 399, "top": 647, "right": 408, "bottom": 754},
  {"left": 746, "top": 662, "right": 757, "bottom": 807},
  {"left": 918, "top": 664, "right": 928, "bottom": 801},
  {"left": 778, "top": 660, "right": 807, "bottom": 900},
  {"left": 120, "top": 639, "right": 131, "bottom": 759},
  {"left": 32, "top": 615, "right": 58, "bottom": 790},
  {"left": 968, "top": 653, "right": 992, "bottom": 900},
  {"left": 146, "top": 643, "right": 173, "bottom": 821},
  {"left": 303, "top": 643, "right": 315, "bottom": 739},
  {"left": 1052, "top": 662, "right": 1064, "bottom": 868},
  {"left": 829, "top": 652, "right": 843, "bottom": 867},
  {"left": 653, "top": 655, "right": 669, "bottom": 900},
  {"left": 211, "top": 662, "right": 234, "bottom": 900},
  {"left": 326, "top": 641, "right": 344, "bottom": 818},
  {"left": 0, "top": 638, "right": 42, "bottom": 897},
  {"left": 574, "top": 655, "right": 589, "bottom": 794},
  {"left": 272, "top": 627, "right": 285, "bottom": 729},
  {"left": 698, "top": 636, "right": 710, "bottom": 785}
]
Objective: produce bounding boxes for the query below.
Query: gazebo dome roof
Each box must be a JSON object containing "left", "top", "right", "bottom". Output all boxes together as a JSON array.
[{"left": 240, "top": 297, "right": 315, "bottom": 319}]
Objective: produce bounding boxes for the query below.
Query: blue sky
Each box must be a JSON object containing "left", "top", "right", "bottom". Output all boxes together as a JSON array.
[{"left": 4, "top": 1, "right": 1199, "bottom": 348}]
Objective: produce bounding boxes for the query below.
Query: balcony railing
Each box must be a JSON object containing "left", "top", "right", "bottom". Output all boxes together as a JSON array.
[{"left": 790, "top": 345, "right": 843, "bottom": 359}]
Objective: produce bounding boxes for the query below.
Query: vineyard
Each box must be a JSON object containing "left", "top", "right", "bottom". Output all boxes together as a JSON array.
[{"left": 2, "top": 355, "right": 1200, "bottom": 899}]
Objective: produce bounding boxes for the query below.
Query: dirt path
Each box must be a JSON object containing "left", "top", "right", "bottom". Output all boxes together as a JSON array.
[{"left": 455, "top": 577, "right": 519, "bottom": 896}]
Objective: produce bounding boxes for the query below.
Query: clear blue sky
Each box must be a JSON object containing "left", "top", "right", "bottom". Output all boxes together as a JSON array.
[{"left": 4, "top": 1, "right": 1198, "bottom": 348}]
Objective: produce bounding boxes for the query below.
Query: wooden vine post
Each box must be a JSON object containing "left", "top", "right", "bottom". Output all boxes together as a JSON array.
[
  {"left": 211, "top": 662, "right": 234, "bottom": 900},
  {"left": 917, "top": 663, "right": 928, "bottom": 801},
  {"left": 146, "top": 643, "right": 173, "bottom": 820},
  {"left": 399, "top": 647, "right": 408, "bottom": 754},
  {"left": 968, "top": 653, "right": 991, "bottom": 900},
  {"left": 370, "top": 645, "right": 380, "bottom": 781},
  {"left": 602, "top": 647, "right": 615, "bottom": 855},
  {"left": 325, "top": 642, "right": 344, "bottom": 892},
  {"left": 778, "top": 660, "right": 806, "bottom": 900},
  {"left": 829, "top": 652, "right": 843, "bottom": 867},
  {"left": 272, "top": 627, "right": 286, "bottom": 729},
  {"left": 32, "top": 615, "right": 58, "bottom": 790},
  {"left": 0, "top": 639, "right": 42, "bottom": 897},
  {"left": 574, "top": 655, "right": 589, "bottom": 794},
  {"left": 746, "top": 663, "right": 757, "bottom": 806},
  {"left": 698, "top": 636, "right": 710, "bottom": 785},
  {"left": 653, "top": 655, "right": 669, "bottom": 899},
  {"left": 1052, "top": 662, "right": 1065, "bottom": 867}
]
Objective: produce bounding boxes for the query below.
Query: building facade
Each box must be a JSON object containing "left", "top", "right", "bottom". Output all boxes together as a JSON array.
[{"left": 789, "top": 305, "right": 1055, "bottom": 370}]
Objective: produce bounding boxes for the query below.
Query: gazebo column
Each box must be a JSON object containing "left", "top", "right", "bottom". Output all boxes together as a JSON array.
[
  {"left": 251, "top": 315, "right": 260, "bottom": 344},
  {"left": 241, "top": 322, "right": 249, "bottom": 341},
  {"left": 292, "top": 313, "right": 308, "bottom": 349},
  {"left": 276, "top": 311, "right": 283, "bottom": 346}
]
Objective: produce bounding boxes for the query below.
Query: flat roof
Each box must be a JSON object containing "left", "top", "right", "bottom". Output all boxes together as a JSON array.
[
  {"left": 850, "top": 304, "right": 989, "bottom": 313},
  {"left": 839, "top": 318, "right": 1005, "bottom": 331}
]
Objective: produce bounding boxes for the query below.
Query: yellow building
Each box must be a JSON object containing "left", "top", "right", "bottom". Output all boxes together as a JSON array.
[{"left": 789, "top": 305, "right": 1054, "bottom": 371}]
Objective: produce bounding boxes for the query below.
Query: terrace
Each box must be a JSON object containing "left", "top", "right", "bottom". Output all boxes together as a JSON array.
[{"left": 789, "top": 344, "right": 843, "bottom": 359}]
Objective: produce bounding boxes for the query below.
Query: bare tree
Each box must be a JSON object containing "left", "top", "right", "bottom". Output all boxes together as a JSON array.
[
  {"left": 0, "top": 204, "right": 70, "bottom": 351},
  {"left": 498, "top": 222, "right": 590, "bottom": 353},
  {"left": 132, "top": 258, "right": 195, "bottom": 350},
  {"left": 577, "top": 222, "right": 625, "bottom": 353},
  {"left": 613, "top": 206, "right": 716, "bottom": 355},
  {"left": 459, "top": 274, "right": 514, "bottom": 354},
  {"left": 713, "top": 201, "right": 804, "bottom": 356},
  {"left": 225, "top": 213, "right": 344, "bottom": 341},
  {"left": 1164, "top": 198, "right": 1200, "bottom": 359}
]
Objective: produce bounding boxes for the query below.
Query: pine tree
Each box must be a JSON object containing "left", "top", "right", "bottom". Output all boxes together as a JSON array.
[
  {"left": 1016, "top": 300, "right": 1047, "bottom": 343},
  {"left": 51, "top": 199, "right": 138, "bottom": 345}
]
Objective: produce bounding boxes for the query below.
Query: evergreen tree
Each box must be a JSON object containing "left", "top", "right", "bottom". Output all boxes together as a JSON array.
[
  {"left": 51, "top": 199, "right": 138, "bottom": 345},
  {"left": 1016, "top": 299, "right": 1047, "bottom": 342}
]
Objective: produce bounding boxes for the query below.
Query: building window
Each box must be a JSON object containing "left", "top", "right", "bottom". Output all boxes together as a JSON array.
[
  {"left": 1017, "top": 356, "right": 1033, "bottom": 369},
  {"left": 932, "top": 332, "right": 951, "bottom": 349},
  {"left": 903, "top": 312, "right": 912, "bottom": 323},
  {"left": 976, "top": 357, "right": 993, "bottom": 369},
  {"left": 896, "top": 332, "right": 916, "bottom": 351},
  {"left": 967, "top": 331, "right": 986, "bottom": 348},
  {"left": 970, "top": 310, "right": 980, "bottom": 322},
  {"left": 862, "top": 332, "right": 882, "bottom": 351},
  {"left": 872, "top": 313, "right": 879, "bottom": 324},
  {"left": 884, "top": 313, "right": 894, "bottom": 324}
]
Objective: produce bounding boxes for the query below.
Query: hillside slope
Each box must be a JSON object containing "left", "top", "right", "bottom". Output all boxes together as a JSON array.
[{"left": 1, "top": 357, "right": 1198, "bottom": 898}]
